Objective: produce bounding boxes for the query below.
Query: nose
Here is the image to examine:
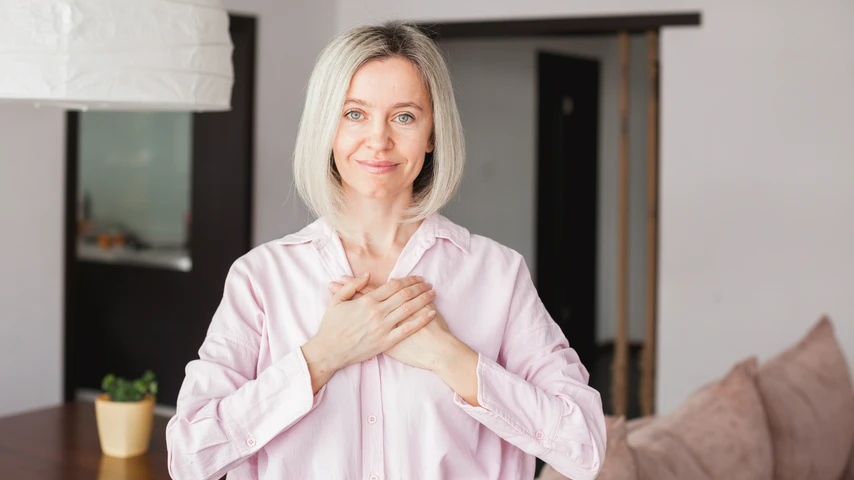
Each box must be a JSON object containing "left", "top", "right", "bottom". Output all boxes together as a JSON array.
[{"left": 365, "top": 118, "right": 392, "bottom": 152}]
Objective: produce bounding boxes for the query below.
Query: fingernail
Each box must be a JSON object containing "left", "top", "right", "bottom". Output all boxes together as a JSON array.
[
  {"left": 425, "top": 282, "right": 433, "bottom": 289},
  {"left": 427, "top": 310, "right": 436, "bottom": 317},
  {"left": 429, "top": 289, "right": 436, "bottom": 296},
  {"left": 416, "top": 276, "right": 424, "bottom": 282}
]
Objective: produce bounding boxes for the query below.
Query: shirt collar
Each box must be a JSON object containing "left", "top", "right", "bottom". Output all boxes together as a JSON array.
[{"left": 278, "top": 212, "right": 471, "bottom": 254}]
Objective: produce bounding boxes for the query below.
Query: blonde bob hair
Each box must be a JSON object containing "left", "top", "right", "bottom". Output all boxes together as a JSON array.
[{"left": 293, "top": 21, "right": 465, "bottom": 229}]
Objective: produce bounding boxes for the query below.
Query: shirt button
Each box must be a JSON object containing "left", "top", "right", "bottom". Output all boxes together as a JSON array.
[
  {"left": 247, "top": 437, "right": 256, "bottom": 447},
  {"left": 367, "top": 356, "right": 375, "bottom": 363},
  {"left": 370, "top": 476, "right": 379, "bottom": 480},
  {"left": 535, "top": 430, "right": 545, "bottom": 440},
  {"left": 367, "top": 414, "right": 377, "bottom": 424}
]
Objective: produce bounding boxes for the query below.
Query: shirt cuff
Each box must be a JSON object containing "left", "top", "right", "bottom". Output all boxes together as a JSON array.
[
  {"left": 222, "top": 348, "right": 327, "bottom": 457},
  {"left": 452, "top": 354, "right": 559, "bottom": 456}
]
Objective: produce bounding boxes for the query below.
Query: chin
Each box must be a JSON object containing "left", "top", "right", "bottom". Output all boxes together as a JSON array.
[
  {"left": 345, "top": 179, "right": 406, "bottom": 200},
  {"left": 357, "top": 186, "right": 396, "bottom": 199}
]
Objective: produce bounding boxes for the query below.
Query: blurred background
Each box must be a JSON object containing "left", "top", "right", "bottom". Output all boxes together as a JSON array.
[{"left": 1, "top": 0, "right": 851, "bottom": 437}]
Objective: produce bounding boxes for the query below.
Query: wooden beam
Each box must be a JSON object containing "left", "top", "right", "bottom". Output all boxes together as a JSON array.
[
  {"left": 612, "top": 31, "right": 630, "bottom": 417},
  {"left": 640, "top": 30, "right": 660, "bottom": 417},
  {"left": 418, "top": 13, "right": 701, "bottom": 39}
]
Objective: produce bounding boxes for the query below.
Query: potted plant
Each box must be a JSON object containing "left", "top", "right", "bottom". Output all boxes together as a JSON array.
[{"left": 95, "top": 370, "right": 158, "bottom": 458}]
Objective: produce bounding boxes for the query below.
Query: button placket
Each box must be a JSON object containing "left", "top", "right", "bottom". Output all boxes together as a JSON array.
[{"left": 360, "top": 343, "right": 384, "bottom": 480}]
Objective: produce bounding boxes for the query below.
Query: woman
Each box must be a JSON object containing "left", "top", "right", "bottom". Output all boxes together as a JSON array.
[{"left": 166, "top": 21, "right": 605, "bottom": 480}]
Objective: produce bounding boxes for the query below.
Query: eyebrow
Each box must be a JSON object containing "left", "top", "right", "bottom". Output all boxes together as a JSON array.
[{"left": 344, "top": 98, "right": 424, "bottom": 112}]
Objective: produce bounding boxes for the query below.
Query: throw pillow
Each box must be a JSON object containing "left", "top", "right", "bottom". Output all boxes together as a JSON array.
[
  {"left": 756, "top": 316, "right": 854, "bottom": 480},
  {"left": 628, "top": 357, "right": 773, "bottom": 480}
]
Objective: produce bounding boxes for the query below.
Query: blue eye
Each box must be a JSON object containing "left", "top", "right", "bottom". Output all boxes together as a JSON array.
[
  {"left": 397, "top": 114, "right": 414, "bottom": 124},
  {"left": 346, "top": 111, "right": 363, "bottom": 120}
]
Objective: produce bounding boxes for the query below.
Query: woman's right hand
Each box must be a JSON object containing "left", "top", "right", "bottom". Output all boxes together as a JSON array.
[{"left": 301, "top": 274, "right": 436, "bottom": 393}]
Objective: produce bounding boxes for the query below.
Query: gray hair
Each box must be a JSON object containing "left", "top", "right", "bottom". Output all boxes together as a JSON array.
[{"left": 293, "top": 21, "right": 465, "bottom": 229}]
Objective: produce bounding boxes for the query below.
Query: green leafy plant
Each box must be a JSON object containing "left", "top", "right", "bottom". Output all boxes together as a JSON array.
[{"left": 101, "top": 370, "right": 158, "bottom": 402}]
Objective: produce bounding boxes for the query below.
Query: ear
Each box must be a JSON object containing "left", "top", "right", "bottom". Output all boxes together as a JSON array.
[{"left": 426, "top": 131, "right": 435, "bottom": 153}]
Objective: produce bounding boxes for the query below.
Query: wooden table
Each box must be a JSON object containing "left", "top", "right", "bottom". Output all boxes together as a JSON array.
[{"left": 0, "top": 401, "right": 171, "bottom": 479}]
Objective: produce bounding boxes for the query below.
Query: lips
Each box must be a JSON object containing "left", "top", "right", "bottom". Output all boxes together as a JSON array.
[{"left": 356, "top": 160, "right": 399, "bottom": 174}]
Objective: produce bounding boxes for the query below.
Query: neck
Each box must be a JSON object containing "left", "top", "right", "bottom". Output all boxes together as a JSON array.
[{"left": 337, "top": 187, "right": 422, "bottom": 255}]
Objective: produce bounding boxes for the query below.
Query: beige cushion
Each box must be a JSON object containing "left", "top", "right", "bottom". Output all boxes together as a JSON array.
[
  {"left": 844, "top": 450, "right": 854, "bottom": 480},
  {"left": 537, "top": 415, "right": 638, "bottom": 480},
  {"left": 597, "top": 416, "right": 638, "bottom": 480},
  {"left": 756, "top": 316, "right": 854, "bottom": 480},
  {"left": 535, "top": 464, "right": 566, "bottom": 480},
  {"left": 627, "top": 357, "right": 773, "bottom": 480},
  {"left": 625, "top": 415, "right": 654, "bottom": 433}
]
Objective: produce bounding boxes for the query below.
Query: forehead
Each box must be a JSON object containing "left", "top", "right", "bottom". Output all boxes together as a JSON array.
[{"left": 346, "top": 57, "right": 430, "bottom": 105}]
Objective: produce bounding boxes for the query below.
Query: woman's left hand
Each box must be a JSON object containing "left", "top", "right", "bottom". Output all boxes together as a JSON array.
[
  {"left": 329, "top": 277, "right": 461, "bottom": 372},
  {"left": 384, "top": 302, "right": 456, "bottom": 371},
  {"left": 330, "top": 277, "right": 482, "bottom": 405}
]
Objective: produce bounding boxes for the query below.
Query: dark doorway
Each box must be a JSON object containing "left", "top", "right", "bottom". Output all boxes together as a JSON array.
[
  {"left": 535, "top": 52, "right": 600, "bottom": 373},
  {"left": 63, "top": 14, "right": 257, "bottom": 406}
]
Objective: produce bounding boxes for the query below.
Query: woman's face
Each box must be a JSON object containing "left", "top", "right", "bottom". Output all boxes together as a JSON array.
[{"left": 333, "top": 57, "right": 434, "bottom": 201}]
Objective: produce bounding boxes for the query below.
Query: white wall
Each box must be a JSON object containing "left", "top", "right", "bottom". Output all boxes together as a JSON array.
[
  {"left": 0, "top": 0, "right": 336, "bottom": 418},
  {"left": 0, "top": 105, "right": 65, "bottom": 417},
  {"left": 439, "top": 36, "right": 650, "bottom": 344},
  {"left": 340, "top": 0, "right": 854, "bottom": 413},
  {"left": 224, "top": 0, "right": 337, "bottom": 244}
]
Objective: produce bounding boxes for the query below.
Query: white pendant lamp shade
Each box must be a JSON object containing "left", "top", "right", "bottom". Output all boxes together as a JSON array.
[{"left": 0, "top": 0, "right": 234, "bottom": 111}]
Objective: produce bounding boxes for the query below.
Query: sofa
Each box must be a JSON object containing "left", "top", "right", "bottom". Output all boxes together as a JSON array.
[{"left": 539, "top": 316, "right": 854, "bottom": 480}]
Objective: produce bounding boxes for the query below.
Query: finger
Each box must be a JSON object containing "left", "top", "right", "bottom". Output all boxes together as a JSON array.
[
  {"left": 390, "top": 304, "right": 433, "bottom": 328},
  {"left": 329, "top": 281, "right": 376, "bottom": 293},
  {"left": 380, "top": 281, "right": 433, "bottom": 316},
  {"left": 330, "top": 273, "right": 370, "bottom": 305},
  {"left": 384, "top": 288, "right": 437, "bottom": 327},
  {"left": 368, "top": 275, "right": 424, "bottom": 302},
  {"left": 329, "top": 282, "right": 378, "bottom": 301},
  {"left": 387, "top": 309, "right": 435, "bottom": 345}
]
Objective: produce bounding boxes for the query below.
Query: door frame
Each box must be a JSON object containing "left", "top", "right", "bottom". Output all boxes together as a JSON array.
[
  {"left": 423, "top": 13, "right": 698, "bottom": 475},
  {"left": 62, "top": 14, "right": 257, "bottom": 402},
  {"left": 419, "top": 11, "right": 701, "bottom": 417},
  {"left": 421, "top": 12, "right": 700, "bottom": 39}
]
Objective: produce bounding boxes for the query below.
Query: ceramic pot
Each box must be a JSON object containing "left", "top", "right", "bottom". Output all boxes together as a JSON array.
[{"left": 94, "top": 393, "right": 155, "bottom": 458}]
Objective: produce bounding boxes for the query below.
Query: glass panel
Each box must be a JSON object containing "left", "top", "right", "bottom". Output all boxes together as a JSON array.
[{"left": 76, "top": 111, "right": 193, "bottom": 272}]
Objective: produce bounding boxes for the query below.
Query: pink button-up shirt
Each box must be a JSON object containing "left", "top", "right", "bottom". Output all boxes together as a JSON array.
[{"left": 166, "top": 213, "right": 606, "bottom": 480}]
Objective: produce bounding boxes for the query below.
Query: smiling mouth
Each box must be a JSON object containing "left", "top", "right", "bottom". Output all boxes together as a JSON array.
[{"left": 356, "top": 160, "right": 399, "bottom": 174}]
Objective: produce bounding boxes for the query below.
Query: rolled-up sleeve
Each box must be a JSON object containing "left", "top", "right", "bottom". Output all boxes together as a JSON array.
[
  {"left": 166, "top": 259, "right": 326, "bottom": 480},
  {"left": 453, "top": 255, "right": 606, "bottom": 480}
]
